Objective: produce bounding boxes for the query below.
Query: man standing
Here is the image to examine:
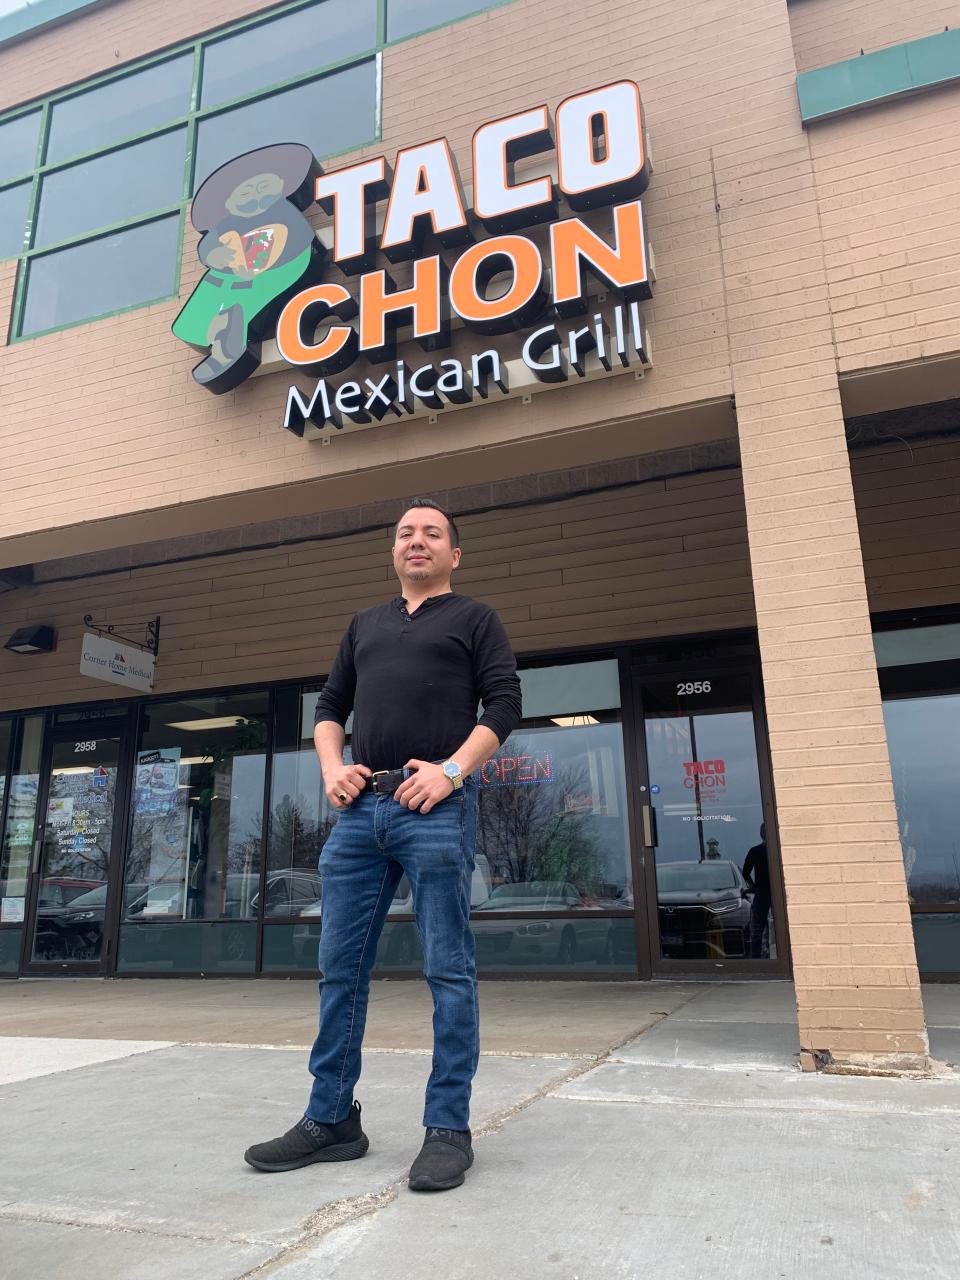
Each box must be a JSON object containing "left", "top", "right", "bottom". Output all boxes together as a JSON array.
[
  {"left": 743, "top": 825, "right": 772, "bottom": 960},
  {"left": 245, "top": 499, "right": 521, "bottom": 1191}
]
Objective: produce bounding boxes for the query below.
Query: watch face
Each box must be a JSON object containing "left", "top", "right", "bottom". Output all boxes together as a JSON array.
[{"left": 443, "top": 762, "right": 459, "bottom": 778}]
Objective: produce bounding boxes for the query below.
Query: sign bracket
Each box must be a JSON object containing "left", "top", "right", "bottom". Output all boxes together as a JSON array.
[{"left": 82, "top": 614, "right": 161, "bottom": 657}]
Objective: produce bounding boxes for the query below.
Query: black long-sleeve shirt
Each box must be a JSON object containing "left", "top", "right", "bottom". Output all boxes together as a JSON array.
[
  {"left": 314, "top": 593, "right": 522, "bottom": 772},
  {"left": 743, "top": 842, "right": 770, "bottom": 894}
]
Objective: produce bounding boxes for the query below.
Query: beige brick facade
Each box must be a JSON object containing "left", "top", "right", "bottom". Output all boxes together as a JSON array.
[{"left": 1, "top": 0, "right": 958, "bottom": 1065}]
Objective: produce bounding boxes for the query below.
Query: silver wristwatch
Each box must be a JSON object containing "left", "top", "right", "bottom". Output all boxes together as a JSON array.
[{"left": 441, "top": 760, "right": 464, "bottom": 790}]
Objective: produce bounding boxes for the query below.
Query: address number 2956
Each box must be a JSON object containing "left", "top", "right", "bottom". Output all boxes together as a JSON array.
[{"left": 677, "top": 681, "right": 712, "bottom": 696}]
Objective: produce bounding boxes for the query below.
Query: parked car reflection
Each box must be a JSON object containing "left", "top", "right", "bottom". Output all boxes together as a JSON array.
[
  {"left": 287, "top": 856, "right": 494, "bottom": 971},
  {"left": 471, "top": 881, "right": 612, "bottom": 965},
  {"left": 289, "top": 874, "right": 419, "bottom": 967},
  {"left": 33, "top": 878, "right": 105, "bottom": 960},
  {"left": 655, "top": 859, "right": 752, "bottom": 959},
  {"left": 40, "top": 878, "right": 128, "bottom": 960}
]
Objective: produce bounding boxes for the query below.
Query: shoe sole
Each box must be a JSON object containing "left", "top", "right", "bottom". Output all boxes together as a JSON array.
[
  {"left": 408, "top": 1149, "right": 474, "bottom": 1192},
  {"left": 244, "top": 1134, "right": 369, "bottom": 1173}
]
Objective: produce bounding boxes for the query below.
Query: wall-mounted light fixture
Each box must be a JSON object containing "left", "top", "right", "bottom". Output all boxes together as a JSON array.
[{"left": 4, "top": 624, "right": 56, "bottom": 654}]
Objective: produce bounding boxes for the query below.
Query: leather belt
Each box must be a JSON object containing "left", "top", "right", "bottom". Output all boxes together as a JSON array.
[{"left": 359, "top": 768, "right": 407, "bottom": 796}]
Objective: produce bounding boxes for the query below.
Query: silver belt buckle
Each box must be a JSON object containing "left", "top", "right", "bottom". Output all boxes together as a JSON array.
[{"left": 370, "top": 770, "right": 390, "bottom": 794}]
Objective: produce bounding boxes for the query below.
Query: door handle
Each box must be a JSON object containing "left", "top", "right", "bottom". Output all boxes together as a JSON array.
[
  {"left": 641, "top": 804, "right": 658, "bottom": 848},
  {"left": 32, "top": 834, "right": 44, "bottom": 875}
]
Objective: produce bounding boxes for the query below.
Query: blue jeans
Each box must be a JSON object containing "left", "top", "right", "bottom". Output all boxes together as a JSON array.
[{"left": 306, "top": 779, "right": 480, "bottom": 1131}]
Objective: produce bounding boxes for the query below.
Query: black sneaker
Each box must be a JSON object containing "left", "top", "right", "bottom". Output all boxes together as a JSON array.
[
  {"left": 408, "top": 1127, "right": 473, "bottom": 1192},
  {"left": 244, "top": 1101, "right": 369, "bottom": 1172}
]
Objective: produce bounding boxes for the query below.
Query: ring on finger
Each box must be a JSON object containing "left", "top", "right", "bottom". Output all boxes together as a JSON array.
[{"left": 337, "top": 791, "right": 349, "bottom": 803}]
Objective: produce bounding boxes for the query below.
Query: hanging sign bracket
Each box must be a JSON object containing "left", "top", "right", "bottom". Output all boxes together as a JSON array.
[{"left": 82, "top": 614, "right": 161, "bottom": 657}]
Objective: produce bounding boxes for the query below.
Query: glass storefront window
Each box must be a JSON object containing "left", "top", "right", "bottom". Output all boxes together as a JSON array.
[
  {"left": 640, "top": 674, "right": 775, "bottom": 963},
  {"left": 30, "top": 729, "right": 125, "bottom": 964},
  {"left": 266, "top": 685, "right": 330, "bottom": 920},
  {"left": 911, "top": 914, "right": 960, "bottom": 975},
  {"left": 117, "top": 921, "right": 257, "bottom": 973},
  {"left": 875, "top": 623, "right": 960, "bottom": 669},
  {"left": 267, "top": 655, "right": 634, "bottom": 957},
  {"left": 0, "top": 718, "right": 43, "bottom": 902},
  {"left": 474, "top": 660, "right": 632, "bottom": 922},
  {"left": 122, "top": 692, "right": 269, "bottom": 924},
  {"left": 0, "top": 718, "right": 11, "bottom": 813},
  {"left": 883, "top": 694, "right": 960, "bottom": 905},
  {"left": 0, "top": 715, "right": 44, "bottom": 925}
]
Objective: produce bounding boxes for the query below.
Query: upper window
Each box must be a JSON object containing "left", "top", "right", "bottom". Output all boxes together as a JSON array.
[
  {"left": 200, "top": 0, "right": 376, "bottom": 108},
  {"left": 45, "top": 55, "right": 194, "bottom": 165},
  {"left": 0, "top": 0, "right": 513, "bottom": 341},
  {"left": 0, "top": 110, "right": 40, "bottom": 181},
  {"left": 386, "top": 0, "right": 494, "bottom": 42}
]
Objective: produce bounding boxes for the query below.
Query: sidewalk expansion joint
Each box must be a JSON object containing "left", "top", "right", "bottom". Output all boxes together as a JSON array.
[
  {"left": 233, "top": 1185, "right": 403, "bottom": 1279},
  {"left": 0, "top": 1206, "right": 263, "bottom": 1247},
  {"left": 235, "top": 1048, "right": 621, "bottom": 1275},
  {"left": 173, "top": 1041, "right": 620, "bottom": 1061},
  {"left": 551, "top": 1089, "right": 960, "bottom": 1118}
]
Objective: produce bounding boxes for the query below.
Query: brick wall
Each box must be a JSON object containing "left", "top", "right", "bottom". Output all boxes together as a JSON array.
[
  {"left": 1, "top": 431, "right": 954, "bottom": 710},
  {"left": 0, "top": 471, "right": 755, "bottom": 709},
  {"left": 789, "top": 0, "right": 960, "bottom": 74},
  {"left": 0, "top": 0, "right": 273, "bottom": 110},
  {"left": 809, "top": 85, "right": 960, "bottom": 375},
  {"left": 711, "top": 0, "right": 926, "bottom": 1067},
  {"left": 1, "top": 0, "right": 737, "bottom": 548},
  {"left": 856, "top": 435, "right": 960, "bottom": 611},
  {"left": 3, "top": 0, "right": 960, "bottom": 571}
]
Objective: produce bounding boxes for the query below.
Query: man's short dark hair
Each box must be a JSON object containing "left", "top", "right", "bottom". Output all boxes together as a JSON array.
[{"left": 395, "top": 498, "right": 460, "bottom": 549}]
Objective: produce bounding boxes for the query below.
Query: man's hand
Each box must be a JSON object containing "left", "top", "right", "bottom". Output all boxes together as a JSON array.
[
  {"left": 323, "top": 763, "right": 372, "bottom": 810},
  {"left": 395, "top": 760, "right": 454, "bottom": 813}
]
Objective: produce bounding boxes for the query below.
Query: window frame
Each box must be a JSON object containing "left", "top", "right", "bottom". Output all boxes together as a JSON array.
[
  {"left": 1, "top": 1, "right": 387, "bottom": 341},
  {"left": 0, "top": 0, "right": 517, "bottom": 342}
]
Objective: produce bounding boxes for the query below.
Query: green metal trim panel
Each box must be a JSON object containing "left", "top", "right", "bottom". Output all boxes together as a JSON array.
[
  {"left": 798, "top": 27, "right": 960, "bottom": 123},
  {"left": 0, "top": 0, "right": 105, "bottom": 47}
]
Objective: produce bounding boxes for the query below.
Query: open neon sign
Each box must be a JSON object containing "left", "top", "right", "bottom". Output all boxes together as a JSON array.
[{"left": 480, "top": 751, "right": 553, "bottom": 787}]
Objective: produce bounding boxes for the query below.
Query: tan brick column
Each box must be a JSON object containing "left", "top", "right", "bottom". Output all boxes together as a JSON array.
[{"left": 712, "top": 4, "right": 928, "bottom": 1070}]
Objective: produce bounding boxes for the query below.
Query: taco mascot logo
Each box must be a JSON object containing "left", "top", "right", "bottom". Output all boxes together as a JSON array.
[{"left": 172, "top": 143, "right": 323, "bottom": 393}]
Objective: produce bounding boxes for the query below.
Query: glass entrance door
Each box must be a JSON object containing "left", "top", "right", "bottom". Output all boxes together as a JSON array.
[
  {"left": 632, "top": 667, "right": 786, "bottom": 974},
  {"left": 23, "top": 723, "right": 131, "bottom": 973}
]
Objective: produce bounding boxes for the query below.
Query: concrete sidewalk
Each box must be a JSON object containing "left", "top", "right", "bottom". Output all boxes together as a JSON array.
[{"left": 1, "top": 978, "right": 958, "bottom": 1279}]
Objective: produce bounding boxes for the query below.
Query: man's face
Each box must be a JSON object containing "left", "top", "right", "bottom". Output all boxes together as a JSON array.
[
  {"left": 392, "top": 508, "right": 461, "bottom": 590},
  {"left": 225, "top": 172, "right": 284, "bottom": 217}
]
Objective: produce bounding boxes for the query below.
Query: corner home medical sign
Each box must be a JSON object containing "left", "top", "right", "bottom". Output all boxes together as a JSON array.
[
  {"left": 80, "top": 632, "right": 155, "bottom": 693},
  {"left": 172, "top": 79, "right": 654, "bottom": 435}
]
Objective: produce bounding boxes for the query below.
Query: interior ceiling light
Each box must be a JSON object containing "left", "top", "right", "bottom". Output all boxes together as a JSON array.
[
  {"left": 166, "top": 716, "right": 250, "bottom": 731},
  {"left": 550, "top": 714, "right": 599, "bottom": 727}
]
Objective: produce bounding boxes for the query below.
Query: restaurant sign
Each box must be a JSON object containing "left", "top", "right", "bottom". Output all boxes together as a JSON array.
[{"left": 172, "top": 79, "right": 653, "bottom": 434}]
